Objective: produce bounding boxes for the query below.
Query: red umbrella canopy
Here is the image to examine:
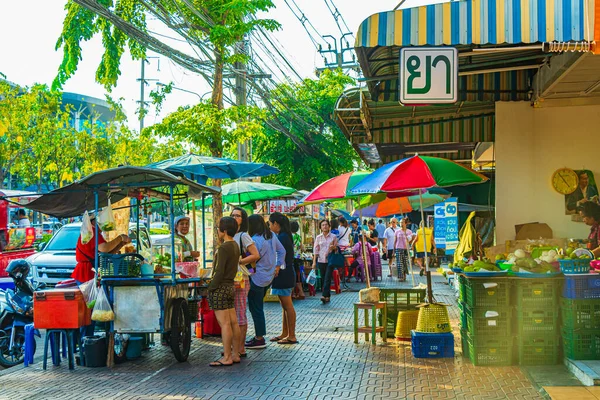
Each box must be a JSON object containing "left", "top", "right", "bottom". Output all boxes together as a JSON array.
[
  {"left": 299, "top": 171, "right": 371, "bottom": 206},
  {"left": 350, "top": 155, "right": 488, "bottom": 194}
]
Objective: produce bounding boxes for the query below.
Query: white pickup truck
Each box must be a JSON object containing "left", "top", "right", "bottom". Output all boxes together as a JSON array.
[{"left": 27, "top": 222, "right": 152, "bottom": 286}]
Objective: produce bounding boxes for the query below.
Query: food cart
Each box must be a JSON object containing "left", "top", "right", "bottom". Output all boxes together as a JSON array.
[{"left": 24, "top": 166, "right": 219, "bottom": 362}]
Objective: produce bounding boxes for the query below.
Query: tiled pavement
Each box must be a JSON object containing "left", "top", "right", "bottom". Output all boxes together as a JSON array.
[{"left": 0, "top": 266, "right": 549, "bottom": 400}]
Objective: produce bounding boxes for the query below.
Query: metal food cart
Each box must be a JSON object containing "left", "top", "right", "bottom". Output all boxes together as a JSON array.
[{"left": 24, "top": 166, "right": 219, "bottom": 362}]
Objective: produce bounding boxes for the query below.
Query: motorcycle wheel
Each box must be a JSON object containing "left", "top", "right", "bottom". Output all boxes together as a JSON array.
[{"left": 0, "top": 328, "right": 29, "bottom": 368}]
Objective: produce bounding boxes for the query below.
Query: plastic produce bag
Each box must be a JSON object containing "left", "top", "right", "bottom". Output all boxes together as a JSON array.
[
  {"left": 97, "top": 200, "right": 116, "bottom": 232},
  {"left": 92, "top": 288, "right": 115, "bottom": 322},
  {"left": 81, "top": 211, "right": 94, "bottom": 244},
  {"left": 306, "top": 269, "right": 317, "bottom": 286},
  {"left": 79, "top": 278, "right": 99, "bottom": 309}
]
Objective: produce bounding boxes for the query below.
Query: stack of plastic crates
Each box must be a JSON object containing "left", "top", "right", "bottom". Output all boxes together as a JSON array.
[
  {"left": 412, "top": 303, "right": 454, "bottom": 358},
  {"left": 561, "top": 273, "right": 600, "bottom": 360},
  {"left": 378, "top": 288, "right": 426, "bottom": 337},
  {"left": 459, "top": 275, "right": 514, "bottom": 366},
  {"left": 514, "top": 277, "right": 562, "bottom": 365}
]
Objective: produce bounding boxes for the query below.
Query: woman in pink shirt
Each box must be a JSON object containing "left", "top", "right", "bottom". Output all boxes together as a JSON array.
[
  {"left": 394, "top": 218, "right": 414, "bottom": 282},
  {"left": 311, "top": 219, "right": 337, "bottom": 304}
]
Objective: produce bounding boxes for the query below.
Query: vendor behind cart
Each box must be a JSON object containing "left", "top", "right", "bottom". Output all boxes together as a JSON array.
[
  {"left": 174, "top": 215, "right": 200, "bottom": 261},
  {"left": 72, "top": 214, "right": 132, "bottom": 284}
]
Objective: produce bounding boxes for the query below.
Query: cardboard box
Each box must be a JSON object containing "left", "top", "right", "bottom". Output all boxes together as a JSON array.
[{"left": 515, "top": 223, "right": 553, "bottom": 240}]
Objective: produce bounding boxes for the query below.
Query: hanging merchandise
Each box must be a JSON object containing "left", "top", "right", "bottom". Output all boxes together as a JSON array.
[
  {"left": 81, "top": 211, "right": 94, "bottom": 244},
  {"left": 97, "top": 199, "right": 116, "bottom": 232},
  {"left": 79, "top": 278, "right": 98, "bottom": 309},
  {"left": 92, "top": 288, "right": 115, "bottom": 322}
]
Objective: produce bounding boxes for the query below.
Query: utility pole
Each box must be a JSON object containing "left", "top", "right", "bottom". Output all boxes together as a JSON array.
[
  {"left": 235, "top": 39, "right": 249, "bottom": 162},
  {"left": 315, "top": 33, "right": 360, "bottom": 75},
  {"left": 137, "top": 57, "right": 160, "bottom": 133}
]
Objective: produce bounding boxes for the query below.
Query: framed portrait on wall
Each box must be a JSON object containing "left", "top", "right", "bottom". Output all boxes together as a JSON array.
[{"left": 565, "top": 170, "right": 599, "bottom": 217}]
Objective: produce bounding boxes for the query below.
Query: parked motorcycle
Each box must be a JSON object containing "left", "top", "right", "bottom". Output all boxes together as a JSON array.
[{"left": 0, "top": 260, "right": 42, "bottom": 368}]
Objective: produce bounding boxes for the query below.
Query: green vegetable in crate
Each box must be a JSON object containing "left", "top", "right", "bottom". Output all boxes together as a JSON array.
[{"left": 495, "top": 253, "right": 507, "bottom": 261}]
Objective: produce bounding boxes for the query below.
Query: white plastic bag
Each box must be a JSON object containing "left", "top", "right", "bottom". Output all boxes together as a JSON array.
[
  {"left": 92, "top": 287, "right": 115, "bottom": 322},
  {"left": 307, "top": 269, "right": 317, "bottom": 286},
  {"left": 79, "top": 278, "right": 98, "bottom": 309},
  {"left": 81, "top": 211, "right": 94, "bottom": 244},
  {"left": 97, "top": 200, "right": 116, "bottom": 232}
]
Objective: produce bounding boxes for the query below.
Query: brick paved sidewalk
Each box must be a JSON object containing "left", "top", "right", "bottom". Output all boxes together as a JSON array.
[{"left": 0, "top": 268, "right": 547, "bottom": 400}]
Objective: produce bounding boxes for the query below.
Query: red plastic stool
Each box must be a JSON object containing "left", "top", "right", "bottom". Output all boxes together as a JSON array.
[{"left": 330, "top": 269, "right": 341, "bottom": 294}]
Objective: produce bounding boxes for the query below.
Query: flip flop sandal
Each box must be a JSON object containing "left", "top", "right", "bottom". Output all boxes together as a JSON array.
[
  {"left": 209, "top": 360, "right": 233, "bottom": 367},
  {"left": 269, "top": 336, "right": 283, "bottom": 342},
  {"left": 277, "top": 339, "right": 299, "bottom": 345},
  {"left": 221, "top": 352, "right": 247, "bottom": 358}
]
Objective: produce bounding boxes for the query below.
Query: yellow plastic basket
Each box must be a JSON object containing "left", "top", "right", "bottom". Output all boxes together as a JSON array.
[
  {"left": 395, "top": 310, "right": 420, "bottom": 340},
  {"left": 415, "top": 304, "right": 452, "bottom": 333}
]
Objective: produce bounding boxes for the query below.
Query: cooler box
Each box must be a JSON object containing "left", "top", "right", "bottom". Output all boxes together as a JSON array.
[{"left": 34, "top": 289, "right": 91, "bottom": 329}]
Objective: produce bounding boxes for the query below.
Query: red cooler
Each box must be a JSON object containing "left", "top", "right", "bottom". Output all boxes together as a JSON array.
[{"left": 34, "top": 289, "right": 91, "bottom": 329}]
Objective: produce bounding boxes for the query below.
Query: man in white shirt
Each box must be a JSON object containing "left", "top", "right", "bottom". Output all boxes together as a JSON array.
[
  {"left": 16, "top": 209, "right": 30, "bottom": 228},
  {"left": 383, "top": 218, "right": 398, "bottom": 277}
]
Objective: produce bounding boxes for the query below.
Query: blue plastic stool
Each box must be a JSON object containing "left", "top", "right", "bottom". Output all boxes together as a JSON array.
[
  {"left": 23, "top": 324, "right": 40, "bottom": 367},
  {"left": 43, "top": 329, "right": 78, "bottom": 370}
]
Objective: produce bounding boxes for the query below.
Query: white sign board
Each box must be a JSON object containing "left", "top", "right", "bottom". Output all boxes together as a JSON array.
[{"left": 399, "top": 47, "right": 458, "bottom": 104}]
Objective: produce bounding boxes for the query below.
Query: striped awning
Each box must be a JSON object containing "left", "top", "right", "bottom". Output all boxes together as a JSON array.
[{"left": 356, "top": 0, "right": 591, "bottom": 49}]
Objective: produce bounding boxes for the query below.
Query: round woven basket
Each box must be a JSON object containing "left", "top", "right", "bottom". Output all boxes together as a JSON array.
[
  {"left": 395, "top": 310, "right": 420, "bottom": 340},
  {"left": 415, "top": 303, "right": 451, "bottom": 333}
]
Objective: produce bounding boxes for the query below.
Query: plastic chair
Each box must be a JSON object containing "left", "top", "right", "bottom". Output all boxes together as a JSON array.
[
  {"left": 330, "top": 269, "right": 341, "bottom": 294},
  {"left": 43, "top": 329, "right": 78, "bottom": 370},
  {"left": 23, "top": 324, "right": 40, "bottom": 367}
]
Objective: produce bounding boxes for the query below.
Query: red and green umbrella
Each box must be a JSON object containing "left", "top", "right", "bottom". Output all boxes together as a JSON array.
[{"left": 350, "top": 155, "right": 487, "bottom": 194}]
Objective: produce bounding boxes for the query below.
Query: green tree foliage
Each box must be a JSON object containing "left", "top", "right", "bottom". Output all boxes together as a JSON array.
[
  {"left": 56, "top": 1, "right": 280, "bottom": 245},
  {"left": 253, "top": 69, "right": 362, "bottom": 189}
]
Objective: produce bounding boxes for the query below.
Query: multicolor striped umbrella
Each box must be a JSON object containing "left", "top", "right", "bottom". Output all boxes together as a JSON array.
[
  {"left": 350, "top": 155, "right": 487, "bottom": 194},
  {"left": 355, "top": 191, "right": 449, "bottom": 218},
  {"left": 297, "top": 171, "right": 371, "bottom": 206}
]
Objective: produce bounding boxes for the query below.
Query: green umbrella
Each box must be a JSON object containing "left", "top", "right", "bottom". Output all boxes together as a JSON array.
[{"left": 193, "top": 181, "right": 296, "bottom": 207}]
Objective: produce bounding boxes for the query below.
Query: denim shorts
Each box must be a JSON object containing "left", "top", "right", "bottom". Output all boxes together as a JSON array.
[{"left": 270, "top": 288, "right": 293, "bottom": 297}]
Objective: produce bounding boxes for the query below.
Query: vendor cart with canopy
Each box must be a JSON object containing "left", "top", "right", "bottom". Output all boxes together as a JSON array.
[{"left": 25, "top": 166, "right": 220, "bottom": 362}]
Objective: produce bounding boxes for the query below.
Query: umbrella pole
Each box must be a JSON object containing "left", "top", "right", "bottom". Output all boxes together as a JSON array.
[
  {"left": 419, "top": 192, "right": 433, "bottom": 303},
  {"left": 192, "top": 200, "right": 198, "bottom": 250},
  {"left": 202, "top": 194, "right": 206, "bottom": 269}
]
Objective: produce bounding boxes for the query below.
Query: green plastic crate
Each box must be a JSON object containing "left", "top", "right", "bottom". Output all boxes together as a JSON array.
[
  {"left": 461, "top": 276, "right": 511, "bottom": 308},
  {"left": 464, "top": 303, "right": 512, "bottom": 337},
  {"left": 517, "top": 335, "right": 561, "bottom": 365},
  {"left": 561, "top": 298, "right": 600, "bottom": 331},
  {"left": 513, "top": 277, "right": 562, "bottom": 308},
  {"left": 460, "top": 328, "right": 469, "bottom": 359},
  {"left": 562, "top": 329, "right": 600, "bottom": 360},
  {"left": 378, "top": 288, "right": 426, "bottom": 336},
  {"left": 458, "top": 302, "right": 467, "bottom": 330},
  {"left": 517, "top": 309, "right": 560, "bottom": 335},
  {"left": 466, "top": 333, "right": 514, "bottom": 366}
]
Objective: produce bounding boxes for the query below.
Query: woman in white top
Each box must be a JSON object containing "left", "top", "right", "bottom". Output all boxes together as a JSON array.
[
  {"left": 336, "top": 217, "right": 351, "bottom": 249},
  {"left": 230, "top": 207, "right": 260, "bottom": 357}
]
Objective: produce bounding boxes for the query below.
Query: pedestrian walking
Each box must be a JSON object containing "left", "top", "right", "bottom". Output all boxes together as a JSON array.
[
  {"left": 375, "top": 219, "right": 386, "bottom": 251},
  {"left": 245, "top": 215, "right": 285, "bottom": 350},
  {"left": 311, "top": 219, "right": 337, "bottom": 303},
  {"left": 336, "top": 217, "right": 351, "bottom": 250},
  {"left": 231, "top": 207, "right": 260, "bottom": 357},
  {"left": 394, "top": 218, "right": 414, "bottom": 281},
  {"left": 208, "top": 217, "right": 241, "bottom": 367},
  {"left": 269, "top": 212, "right": 298, "bottom": 345},
  {"left": 383, "top": 218, "right": 399, "bottom": 277}
]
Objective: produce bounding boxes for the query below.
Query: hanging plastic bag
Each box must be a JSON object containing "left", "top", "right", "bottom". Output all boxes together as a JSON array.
[
  {"left": 97, "top": 200, "right": 116, "bottom": 232},
  {"left": 81, "top": 211, "right": 94, "bottom": 244},
  {"left": 307, "top": 269, "right": 317, "bottom": 286},
  {"left": 92, "top": 287, "right": 115, "bottom": 322},
  {"left": 234, "top": 270, "right": 245, "bottom": 289},
  {"left": 79, "top": 278, "right": 98, "bottom": 309}
]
